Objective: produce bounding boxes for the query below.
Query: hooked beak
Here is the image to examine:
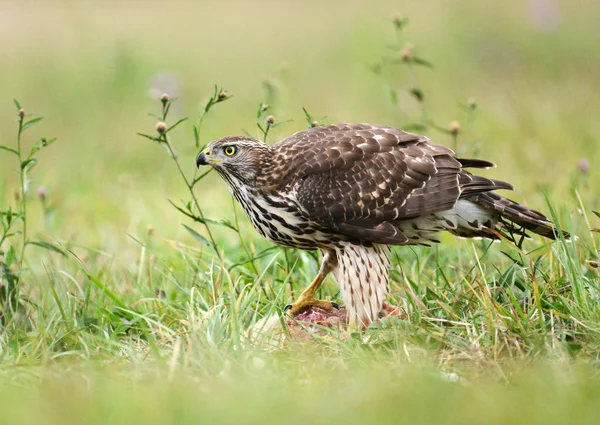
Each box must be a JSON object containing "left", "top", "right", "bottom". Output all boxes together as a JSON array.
[{"left": 196, "top": 148, "right": 219, "bottom": 167}]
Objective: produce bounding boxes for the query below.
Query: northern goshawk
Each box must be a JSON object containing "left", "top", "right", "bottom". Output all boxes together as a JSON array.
[{"left": 196, "top": 124, "right": 564, "bottom": 328}]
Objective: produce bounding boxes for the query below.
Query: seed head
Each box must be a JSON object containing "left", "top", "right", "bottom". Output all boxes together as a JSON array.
[
  {"left": 450, "top": 121, "right": 461, "bottom": 135},
  {"left": 155, "top": 122, "right": 167, "bottom": 134},
  {"left": 18, "top": 109, "right": 25, "bottom": 119},
  {"left": 393, "top": 15, "right": 405, "bottom": 29},
  {"left": 467, "top": 97, "right": 477, "bottom": 110},
  {"left": 578, "top": 158, "right": 590, "bottom": 174},
  {"left": 218, "top": 91, "right": 228, "bottom": 101},
  {"left": 37, "top": 186, "right": 47, "bottom": 200},
  {"left": 311, "top": 120, "right": 319, "bottom": 128},
  {"left": 160, "top": 93, "right": 170, "bottom": 103},
  {"left": 266, "top": 115, "right": 276, "bottom": 125},
  {"left": 401, "top": 43, "right": 414, "bottom": 61}
]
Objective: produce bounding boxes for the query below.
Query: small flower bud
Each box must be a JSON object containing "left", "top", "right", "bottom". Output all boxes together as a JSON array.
[
  {"left": 311, "top": 120, "right": 319, "bottom": 128},
  {"left": 467, "top": 97, "right": 477, "bottom": 110},
  {"left": 37, "top": 186, "right": 47, "bottom": 200},
  {"left": 18, "top": 109, "right": 25, "bottom": 119},
  {"left": 393, "top": 15, "right": 406, "bottom": 29},
  {"left": 450, "top": 121, "right": 461, "bottom": 135},
  {"left": 218, "top": 91, "right": 228, "bottom": 101},
  {"left": 578, "top": 158, "right": 590, "bottom": 174},
  {"left": 155, "top": 122, "right": 167, "bottom": 134},
  {"left": 160, "top": 93, "right": 170, "bottom": 103},
  {"left": 266, "top": 115, "right": 276, "bottom": 125},
  {"left": 401, "top": 43, "right": 414, "bottom": 61}
]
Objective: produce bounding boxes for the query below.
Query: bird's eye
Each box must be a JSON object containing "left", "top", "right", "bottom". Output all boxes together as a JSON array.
[{"left": 224, "top": 146, "right": 237, "bottom": 156}]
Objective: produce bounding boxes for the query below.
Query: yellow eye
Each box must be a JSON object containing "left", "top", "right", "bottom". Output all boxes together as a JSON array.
[{"left": 224, "top": 146, "right": 237, "bottom": 156}]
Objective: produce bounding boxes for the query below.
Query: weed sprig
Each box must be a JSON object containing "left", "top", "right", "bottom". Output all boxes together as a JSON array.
[
  {"left": 138, "top": 88, "right": 236, "bottom": 261},
  {"left": 0, "top": 101, "right": 58, "bottom": 325}
]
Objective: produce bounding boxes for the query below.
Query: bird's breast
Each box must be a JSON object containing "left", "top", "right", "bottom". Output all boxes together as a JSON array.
[{"left": 228, "top": 185, "right": 324, "bottom": 250}]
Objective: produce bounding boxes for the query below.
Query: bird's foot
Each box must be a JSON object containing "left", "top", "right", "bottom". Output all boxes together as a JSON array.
[{"left": 284, "top": 296, "right": 340, "bottom": 317}]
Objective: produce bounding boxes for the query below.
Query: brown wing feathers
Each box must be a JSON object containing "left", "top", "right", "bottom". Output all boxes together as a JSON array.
[
  {"left": 273, "top": 124, "right": 563, "bottom": 244},
  {"left": 396, "top": 151, "right": 461, "bottom": 218},
  {"left": 458, "top": 171, "right": 514, "bottom": 196},
  {"left": 283, "top": 124, "right": 462, "bottom": 243},
  {"left": 456, "top": 158, "right": 495, "bottom": 169}
]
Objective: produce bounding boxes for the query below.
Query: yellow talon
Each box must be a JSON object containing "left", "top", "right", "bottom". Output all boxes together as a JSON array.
[
  {"left": 285, "top": 296, "right": 339, "bottom": 316},
  {"left": 285, "top": 251, "right": 339, "bottom": 317}
]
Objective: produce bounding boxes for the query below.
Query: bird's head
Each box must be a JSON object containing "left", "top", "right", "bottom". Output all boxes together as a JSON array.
[{"left": 196, "top": 136, "right": 273, "bottom": 185}]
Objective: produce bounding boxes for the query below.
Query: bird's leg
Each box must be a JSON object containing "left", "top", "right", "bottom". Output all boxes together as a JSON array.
[{"left": 285, "top": 251, "right": 339, "bottom": 316}]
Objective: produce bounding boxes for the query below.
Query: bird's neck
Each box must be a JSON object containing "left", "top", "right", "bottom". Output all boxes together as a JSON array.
[{"left": 252, "top": 147, "right": 278, "bottom": 190}]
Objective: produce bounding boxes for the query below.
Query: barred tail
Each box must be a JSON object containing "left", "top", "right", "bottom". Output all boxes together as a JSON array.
[{"left": 468, "top": 192, "right": 568, "bottom": 240}]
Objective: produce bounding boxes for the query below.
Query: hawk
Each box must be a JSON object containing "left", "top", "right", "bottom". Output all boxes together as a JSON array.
[{"left": 196, "top": 124, "right": 564, "bottom": 328}]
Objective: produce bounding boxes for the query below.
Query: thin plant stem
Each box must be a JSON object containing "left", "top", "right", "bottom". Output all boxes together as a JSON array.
[
  {"left": 407, "top": 62, "right": 427, "bottom": 129},
  {"left": 262, "top": 123, "right": 271, "bottom": 143},
  {"left": 15, "top": 113, "right": 27, "bottom": 304},
  {"left": 161, "top": 134, "right": 222, "bottom": 262}
]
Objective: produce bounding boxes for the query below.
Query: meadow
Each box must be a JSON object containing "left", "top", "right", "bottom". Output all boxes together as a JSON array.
[{"left": 1, "top": 0, "right": 600, "bottom": 423}]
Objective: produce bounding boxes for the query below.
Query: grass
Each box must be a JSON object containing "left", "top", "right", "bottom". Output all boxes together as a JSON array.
[
  {"left": 3, "top": 361, "right": 600, "bottom": 425},
  {"left": 2, "top": 361, "right": 600, "bottom": 425},
  {"left": 0, "top": 0, "right": 600, "bottom": 423}
]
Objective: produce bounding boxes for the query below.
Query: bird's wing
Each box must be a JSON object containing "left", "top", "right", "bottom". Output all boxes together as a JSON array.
[{"left": 271, "top": 124, "right": 469, "bottom": 244}]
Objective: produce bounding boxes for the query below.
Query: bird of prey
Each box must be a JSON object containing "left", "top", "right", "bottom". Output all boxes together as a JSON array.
[{"left": 196, "top": 124, "right": 564, "bottom": 328}]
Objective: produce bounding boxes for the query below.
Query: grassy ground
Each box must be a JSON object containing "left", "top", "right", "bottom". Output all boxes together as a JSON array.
[{"left": 1, "top": 0, "right": 600, "bottom": 423}]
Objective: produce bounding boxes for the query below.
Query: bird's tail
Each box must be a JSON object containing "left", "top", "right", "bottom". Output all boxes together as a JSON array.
[{"left": 467, "top": 191, "right": 569, "bottom": 240}]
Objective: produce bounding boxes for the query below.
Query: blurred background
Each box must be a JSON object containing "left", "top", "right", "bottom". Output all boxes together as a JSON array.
[{"left": 0, "top": 0, "right": 598, "bottom": 259}]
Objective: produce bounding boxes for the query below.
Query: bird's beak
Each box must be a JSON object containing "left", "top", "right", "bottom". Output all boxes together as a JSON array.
[{"left": 196, "top": 148, "right": 220, "bottom": 167}]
